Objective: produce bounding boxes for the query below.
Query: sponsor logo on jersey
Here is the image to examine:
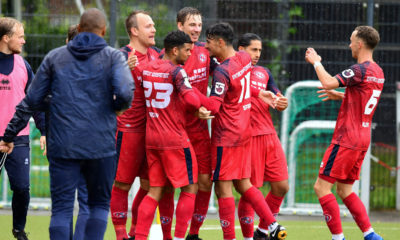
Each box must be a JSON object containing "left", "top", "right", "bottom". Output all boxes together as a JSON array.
[
  {"left": 161, "top": 216, "right": 171, "bottom": 225},
  {"left": 0, "top": 78, "right": 11, "bottom": 90},
  {"left": 342, "top": 69, "right": 355, "bottom": 78},
  {"left": 220, "top": 219, "right": 230, "bottom": 228},
  {"left": 215, "top": 82, "right": 225, "bottom": 95},
  {"left": 112, "top": 212, "right": 127, "bottom": 219},
  {"left": 199, "top": 53, "right": 207, "bottom": 63},
  {"left": 193, "top": 214, "right": 205, "bottom": 223},
  {"left": 240, "top": 216, "right": 254, "bottom": 224},
  {"left": 243, "top": 103, "right": 251, "bottom": 110},
  {"left": 324, "top": 213, "right": 332, "bottom": 222},
  {"left": 254, "top": 71, "right": 265, "bottom": 79}
]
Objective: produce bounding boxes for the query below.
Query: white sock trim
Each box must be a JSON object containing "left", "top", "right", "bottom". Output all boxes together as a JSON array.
[
  {"left": 363, "top": 227, "right": 374, "bottom": 237},
  {"left": 332, "top": 233, "right": 345, "bottom": 240},
  {"left": 258, "top": 227, "right": 269, "bottom": 235}
]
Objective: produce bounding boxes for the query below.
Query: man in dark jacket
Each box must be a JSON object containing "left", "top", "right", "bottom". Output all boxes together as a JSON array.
[{"left": 0, "top": 8, "right": 134, "bottom": 240}]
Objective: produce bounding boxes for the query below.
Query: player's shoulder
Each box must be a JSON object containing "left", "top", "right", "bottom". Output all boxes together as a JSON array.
[
  {"left": 119, "top": 45, "right": 131, "bottom": 59},
  {"left": 149, "top": 46, "right": 162, "bottom": 54},
  {"left": 194, "top": 41, "right": 205, "bottom": 47}
]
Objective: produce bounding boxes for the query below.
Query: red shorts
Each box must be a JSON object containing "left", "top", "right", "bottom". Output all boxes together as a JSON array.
[
  {"left": 319, "top": 144, "right": 366, "bottom": 182},
  {"left": 211, "top": 141, "right": 251, "bottom": 181},
  {"left": 115, "top": 131, "right": 148, "bottom": 184},
  {"left": 250, "top": 134, "right": 288, "bottom": 187},
  {"left": 146, "top": 146, "right": 198, "bottom": 188},
  {"left": 188, "top": 130, "right": 212, "bottom": 175}
]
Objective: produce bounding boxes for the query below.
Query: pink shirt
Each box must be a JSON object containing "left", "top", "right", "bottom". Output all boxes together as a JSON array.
[{"left": 0, "top": 54, "right": 29, "bottom": 136}]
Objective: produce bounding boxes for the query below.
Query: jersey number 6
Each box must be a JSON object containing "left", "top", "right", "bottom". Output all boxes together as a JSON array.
[{"left": 364, "top": 90, "right": 381, "bottom": 115}]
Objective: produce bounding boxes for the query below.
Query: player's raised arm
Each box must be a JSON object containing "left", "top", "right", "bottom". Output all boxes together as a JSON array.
[{"left": 305, "top": 47, "right": 339, "bottom": 90}]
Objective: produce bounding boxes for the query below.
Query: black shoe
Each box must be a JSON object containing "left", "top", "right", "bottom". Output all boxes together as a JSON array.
[
  {"left": 12, "top": 229, "right": 29, "bottom": 240},
  {"left": 122, "top": 237, "right": 135, "bottom": 240},
  {"left": 186, "top": 234, "right": 203, "bottom": 240},
  {"left": 253, "top": 229, "right": 269, "bottom": 240},
  {"left": 269, "top": 225, "right": 287, "bottom": 240}
]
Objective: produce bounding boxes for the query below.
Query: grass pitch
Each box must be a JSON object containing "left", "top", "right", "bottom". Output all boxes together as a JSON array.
[{"left": 0, "top": 214, "right": 398, "bottom": 239}]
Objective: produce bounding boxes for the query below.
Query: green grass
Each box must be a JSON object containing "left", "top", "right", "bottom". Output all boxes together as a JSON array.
[{"left": 0, "top": 214, "right": 398, "bottom": 240}]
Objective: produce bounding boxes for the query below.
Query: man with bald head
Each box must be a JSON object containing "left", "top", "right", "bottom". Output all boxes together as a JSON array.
[{"left": 0, "top": 8, "right": 134, "bottom": 240}]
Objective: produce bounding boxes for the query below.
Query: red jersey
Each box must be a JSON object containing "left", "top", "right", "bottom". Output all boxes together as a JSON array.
[
  {"left": 117, "top": 45, "right": 160, "bottom": 132},
  {"left": 209, "top": 51, "right": 253, "bottom": 147},
  {"left": 332, "top": 61, "right": 384, "bottom": 151},
  {"left": 183, "top": 42, "right": 218, "bottom": 132},
  {"left": 250, "top": 65, "right": 281, "bottom": 136},
  {"left": 139, "top": 59, "right": 198, "bottom": 150}
]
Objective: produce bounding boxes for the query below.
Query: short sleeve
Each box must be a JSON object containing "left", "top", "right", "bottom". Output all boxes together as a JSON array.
[
  {"left": 210, "top": 66, "right": 230, "bottom": 99},
  {"left": 335, "top": 64, "right": 365, "bottom": 87}
]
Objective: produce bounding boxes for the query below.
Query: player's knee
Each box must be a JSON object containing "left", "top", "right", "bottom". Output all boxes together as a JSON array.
[
  {"left": 113, "top": 181, "right": 131, "bottom": 191},
  {"left": 335, "top": 186, "right": 352, "bottom": 200},
  {"left": 313, "top": 182, "right": 323, "bottom": 196},
  {"left": 274, "top": 184, "right": 289, "bottom": 197}
]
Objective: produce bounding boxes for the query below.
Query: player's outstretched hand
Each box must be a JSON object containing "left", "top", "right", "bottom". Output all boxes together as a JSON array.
[
  {"left": 127, "top": 49, "right": 138, "bottom": 70},
  {"left": 259, "top": 90, "right": 278, "bottom": 109},
  {"left": 305, "top": 47, "right": 322, "bottom": 65},
  {"left": 275, "top": 92, "right": 288, "bottom": 111},
  {"left": 317, "top": 86, "right": 344, "bottom": 101},
  {"left": 196, "top": 106, "right": 214, "bottom": 120},
  {"left": 0, "top": 140, "right": 14, "bottom": 154},
  {"left": 40, "top": 136, "right": 47, "bottom": 156}
]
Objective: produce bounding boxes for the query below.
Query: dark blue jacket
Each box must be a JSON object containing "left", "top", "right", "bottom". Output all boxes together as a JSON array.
[{"left": 4, "top": 32, "right": 134, "bottom": 159}]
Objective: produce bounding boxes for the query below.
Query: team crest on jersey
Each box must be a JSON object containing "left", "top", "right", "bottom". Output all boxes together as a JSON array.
[
  {"left": 220, "top": 219, "right": 230, "bottom": 228},
  {"left": 112, "top": 212, "right": 127, "bottom": 219},
  {"left": 342, "top": 69, "right": 355, "bottom": 78},
  {"left": 215, "top": 82, "right": 225, "bottom": 95},
  {"left": 240, "top": 217, "right": 254, "bottom": 224},
  {"left": 193, "top": 214, "right": 205, "bottom": 223},
  {"left": 324, "top": 214, "right": 332, "bottom": 222},
  {"left": 254, "top": 71, "right": 265, "bottom": 79},
  {"left": 160, "top": 216, "right": 171, "bottom": 225},
  {"left": 199, "top": 53, "right": 207, "bottom": 63}
]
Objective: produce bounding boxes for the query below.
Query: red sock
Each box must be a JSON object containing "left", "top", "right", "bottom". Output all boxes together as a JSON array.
[
  {"left": 174, "top": 192, "right": 196, "bottom": 238},
  {"left": 218, "top": 197, "right": 236, "bottom": 240},
  {"left": 319, "top": 193, "right": 343, "bottom": 234},
  {"left": 265, "top": 192, "right": 284, "bottom": 217},
  {"left": 343, "top": 192, "right": 371, "bottom": 232},
  {"left": 135, "top": 195, "right": 158, "bottom": 240},
  {"left": 110, "top": 186, "right": 129, "bottom": 239},
  {"left": 128, "top": 187, "right": 148, "bottom": 237},
  {"left": 238, "top": 197, "right": 255, "bottom": 238},
  {"left": 243, "top": 186, "right": 275, "bottom": 229},
  {"left": 159, "top": 192, "right": 174, "bottom": 240},
  {"left": 189, "top": 190, "right": 212, "bottom": 235}
]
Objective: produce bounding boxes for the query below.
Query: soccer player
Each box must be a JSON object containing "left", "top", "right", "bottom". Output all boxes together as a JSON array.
[
  {"left": 134, "top": 30, "right": 203, "bottom": 240},
  {"left": 305, "top": 26, "right": 384, "bottom": 240},
  {"left": 0, "top": 17, "right": 45, "bottom": 240},
  {"left": 109, "top": 10, "right": 160, "bottom": 240},
  {"left": 237, "top": 33, "right": 289, "bottom": 240},
  {"left": 157, "top": 7, "right": 218, "bottom": 240},
  {"left": 194, "top": 23, "right": 287, "bottom": 240},
  {"left": 1, "top": 8, "right": 134, "bottom": 240}
]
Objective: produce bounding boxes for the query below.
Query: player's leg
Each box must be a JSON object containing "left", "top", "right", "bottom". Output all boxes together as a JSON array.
[
  {"left": 264, "top": 134, "right": 289, "bottom": 217},
  {"left": 159, "top": 186, "right": 174, "bottom": 240},
  {"left": 314, "top": 176, "right": 344, "bottom": 240},
  {"left": 73, "top": 173, "right": 89, "bottom": 240},
  {"left": 81, "top": 155, "right": 116, "bottom": 240},
  {"left": 187, "top": 130, "right": 213, "bottom": 240},
  {"left": 175, "top": 183, "right": 198, "bottom": 239},
  {"left": 234, "top": 179, "right": 286, "bottom": 240},
  {"left": 111, "top": 131, "right": 145, "bottom": 240},
  {"left": 5, "top": 146, "right": 30, "bottom": 239},
  {"left": 128, "top": 178, "right": 150, "bottom": 239},
  {"left": 215, "top": 180, "right": 236, "bottom": 240},
  {"left": 135, "top": 148, "right": 167, "bottom": 240},
  {"left": 336, "top": 149, "right": 383, "bottom": 240},
  {"left": 48, "top": 157, "right": 80, "bottom": 240}
]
